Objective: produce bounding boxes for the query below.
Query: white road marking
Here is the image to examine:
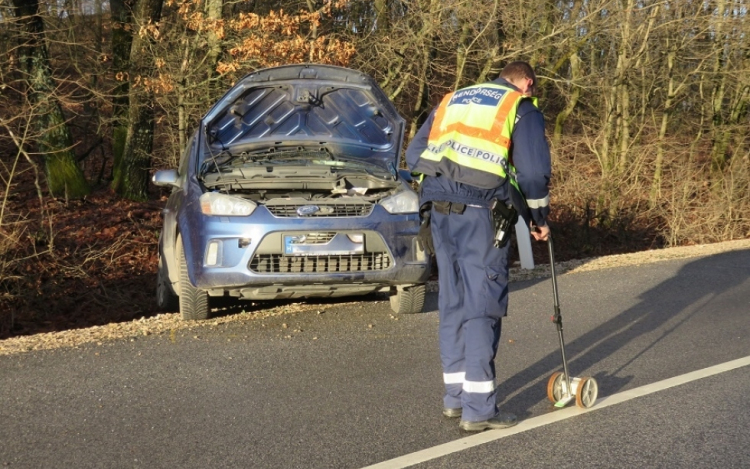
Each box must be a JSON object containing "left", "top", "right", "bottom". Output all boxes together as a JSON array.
[{"left": 362, "top": 355, "right": 750, "bottom": 469}]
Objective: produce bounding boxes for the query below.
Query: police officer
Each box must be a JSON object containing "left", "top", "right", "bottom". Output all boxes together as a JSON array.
[{"left": 406, "top": 61, "right": 551, "bottom": 431}]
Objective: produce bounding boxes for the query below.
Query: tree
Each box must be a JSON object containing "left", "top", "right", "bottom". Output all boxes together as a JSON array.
[
  {"left": 110, "top": 0, "right": 135, "bottom": 185},
  {"left": 112, "top": 0, "right": 164, "bottom": 200},
  {"left": 10, "top": 0, "right": 90, "bottom": 199}
]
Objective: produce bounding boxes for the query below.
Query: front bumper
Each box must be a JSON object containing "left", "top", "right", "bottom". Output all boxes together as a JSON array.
[{"left": 178, "top": 203, "right": 431, "bottom": 296}]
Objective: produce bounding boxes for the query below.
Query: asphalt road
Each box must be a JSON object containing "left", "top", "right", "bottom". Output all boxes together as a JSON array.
[{"left": 1, "top": 248, "right": 749, "bottom": 468}]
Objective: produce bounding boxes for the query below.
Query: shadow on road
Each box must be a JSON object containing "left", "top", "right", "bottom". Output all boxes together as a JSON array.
[{"left": 492, "top": 249, "right": 750, "bottom": 418}]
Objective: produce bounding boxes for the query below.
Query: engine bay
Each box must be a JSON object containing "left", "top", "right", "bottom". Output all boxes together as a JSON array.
[{"left": 199, "top": 150, "right": 402, "bottom": 203}]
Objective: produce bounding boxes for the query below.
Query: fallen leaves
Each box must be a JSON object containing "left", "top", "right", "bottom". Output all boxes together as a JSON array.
[{"left": 0, "top": 187, "right": 164, "bottom": 339}]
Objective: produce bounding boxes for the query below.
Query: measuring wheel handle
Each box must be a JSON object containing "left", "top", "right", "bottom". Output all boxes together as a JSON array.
[{"left": 575, "top": 376, "right": 599, "bottom": 408}]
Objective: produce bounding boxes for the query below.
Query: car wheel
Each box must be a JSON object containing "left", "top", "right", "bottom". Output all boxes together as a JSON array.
[
  {"left": 390, "top": 284, "right": 426, "bottom": 314},
  {"left": 177, "top": 234, "right": 210, "bottom": 320},
  {"left": 156, "top": 255, "right": 179, "bottom": 311}
]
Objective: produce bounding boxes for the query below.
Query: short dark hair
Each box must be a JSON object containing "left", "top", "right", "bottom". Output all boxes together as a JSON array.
[{"left": 500, "top": 61, "right": 537, "bottom": 95}]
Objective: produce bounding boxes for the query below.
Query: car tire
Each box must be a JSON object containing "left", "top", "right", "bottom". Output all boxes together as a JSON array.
[
  {"left": 156, "top": 254, "right": 179, "bottom": 311},
  {"left": 390, "top": 284, "right": 426, "bottom": 314},
  {"left": 177, "top": 234, "right": 210, "bottom": 320}
]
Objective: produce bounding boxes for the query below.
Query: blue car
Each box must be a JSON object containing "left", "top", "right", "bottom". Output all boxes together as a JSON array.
[{"left": 153, "top": 64, "right": 431, "bottom": 320}]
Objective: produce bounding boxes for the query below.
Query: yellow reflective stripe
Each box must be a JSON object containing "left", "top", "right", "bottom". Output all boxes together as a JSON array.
[
  {"left": 420, "top": 138, "right": 508, "bottom": 176},
  {"left": 430, "top": 132, "right": 510, "bottom": 156},
  {"left": 426, "top": 133, "right": 509, "bottom": 159}
]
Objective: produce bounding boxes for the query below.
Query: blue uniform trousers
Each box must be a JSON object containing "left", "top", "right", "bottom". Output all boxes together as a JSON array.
[{"left": 431, "top": 204, "right": 510, "bottom": 421}]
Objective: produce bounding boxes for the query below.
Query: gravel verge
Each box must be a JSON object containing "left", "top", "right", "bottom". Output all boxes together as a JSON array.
[{"left": 2, "top": 238, "right": 749, "bottom": 356}]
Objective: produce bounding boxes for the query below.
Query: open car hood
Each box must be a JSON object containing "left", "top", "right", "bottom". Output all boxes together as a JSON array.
[{"left": 201, "top": 64, "right": 405, "bottom": 171}]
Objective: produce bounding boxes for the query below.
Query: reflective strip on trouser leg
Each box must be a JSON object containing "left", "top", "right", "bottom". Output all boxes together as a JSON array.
[
  {"left": 443, "top": 372, "right": 466, "bottom": 384},
  {"left": 443, "top": 372, "right": 466, "bottom": 406},
  {"left": 463, "top": 379, "right": 495, "bottom": 394},
  {"left": 462, "top": 316, "right": 503, "bottom": 421},
  {"left": 431, "top": 205, "right": 510, "bottom": 420}
]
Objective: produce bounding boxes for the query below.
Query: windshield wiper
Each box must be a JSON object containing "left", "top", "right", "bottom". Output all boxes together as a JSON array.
[
  {"left": 328, "top": 155, "right": 391, "bottom": 177},
  {"left": 246, "top": 149, "right": 334, "bottom": 163},
  {"left": 199, "top": 150, "right": 236, "bottom": 175}
]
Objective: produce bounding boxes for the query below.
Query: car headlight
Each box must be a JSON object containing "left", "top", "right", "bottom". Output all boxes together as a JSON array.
[
  {"left": 380, "top": 189, "right": 419, "bottom": 214},
  {"left": 200, "top": 192, "right": 257, "bottom": 216}
]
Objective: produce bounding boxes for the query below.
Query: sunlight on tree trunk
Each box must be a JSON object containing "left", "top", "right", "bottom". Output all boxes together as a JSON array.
[
  {"left": 113, "top": 0, "right": 163, "bottom": 200},
  {"left": 12, "top": 0, "right": 90, "bottom": 199},
  {"left": 709, "top": 0, "right": 729, "bottom": 175},
  {"left": 111, "top": 0, "right": 134, "bottom": 188},
  {"left": 553, "top": 53, "right": 581, "bottom": 149}
]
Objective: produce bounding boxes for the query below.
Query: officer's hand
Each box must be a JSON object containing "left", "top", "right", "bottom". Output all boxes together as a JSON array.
[{"left": 530, "top": 223, "right": 550, "bottom": 241}]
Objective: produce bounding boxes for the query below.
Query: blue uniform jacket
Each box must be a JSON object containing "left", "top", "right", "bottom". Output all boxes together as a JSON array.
[{"left": 405, "top": 78, "right": 552, "bottom": 227}]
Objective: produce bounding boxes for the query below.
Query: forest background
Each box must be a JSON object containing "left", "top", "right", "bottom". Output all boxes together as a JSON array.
[{"left": 1, "top": 0, "right": 748, "bottom": 338}]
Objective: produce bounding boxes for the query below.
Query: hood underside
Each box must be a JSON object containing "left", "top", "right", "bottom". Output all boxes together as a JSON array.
[{"left": 202, "top": 64, "right": 405, "bottom": 170}]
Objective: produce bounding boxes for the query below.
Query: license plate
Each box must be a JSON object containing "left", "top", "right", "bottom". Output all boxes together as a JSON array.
[{"left": 284, "top": 233, "right": 364, "bottom": 256}]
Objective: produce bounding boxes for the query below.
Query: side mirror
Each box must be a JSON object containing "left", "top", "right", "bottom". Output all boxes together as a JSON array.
[{"left": 152, "top": 169, "right": 180, "bottom": 188}]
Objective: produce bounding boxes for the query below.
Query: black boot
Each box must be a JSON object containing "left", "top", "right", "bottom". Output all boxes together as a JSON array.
[{"left": 458, "top": 412, "right": 517, "bottom": 431}]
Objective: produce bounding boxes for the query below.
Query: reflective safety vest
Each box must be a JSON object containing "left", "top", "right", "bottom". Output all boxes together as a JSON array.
[{"left": 416, "top": 83, "right": 538, "bottom": 190}]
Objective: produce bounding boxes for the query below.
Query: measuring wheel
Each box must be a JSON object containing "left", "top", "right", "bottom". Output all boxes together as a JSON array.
[
  {"left": 546, "top": 372, "right": 566, "bottom": 403},
  {"left": 545, "top": 237, "right": 600, "bottom": 410},
  {"left": 575, "top": 377, "right": 599, "bottom": 408}
]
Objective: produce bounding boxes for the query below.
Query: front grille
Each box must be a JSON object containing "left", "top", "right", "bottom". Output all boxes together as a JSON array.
[
  {"left": 249, "top": 253, "right": 392, "bottom": 273},
  {"left": 265, "top": 203, "right": 372, "bottom": 217}
]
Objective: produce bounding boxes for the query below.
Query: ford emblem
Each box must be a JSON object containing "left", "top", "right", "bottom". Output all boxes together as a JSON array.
[{"left": 297, "top": 205, "right": 320, "bottom": 216}]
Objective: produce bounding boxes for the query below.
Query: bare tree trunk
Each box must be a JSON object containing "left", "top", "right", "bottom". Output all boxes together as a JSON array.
[
  {"left": 649, "top": 11, "right": 701, "bottom": 210},
  {"left": 553, "top": 52, "right": 581, "bottom": 148},
  {"left": 531, "top": 0, "right": 558, "bottom": 67},
  {"left": 12, "top": 0, "right": 90, "bottom": 199},
  {"left": 111, "top": 0, "right": 134, "bottom": 184},
  {"left": 306, "top": 0, "right": 318, "bottom": 62},
  {"left": 374, "top": 0, "right": 388, "bottom": 31},
  {"left": 94, "top": 0, "right": 103, "bottom": 57},
  {"left": 615, "top": 68, "right": 631, "bottom": 176},
  {"left": 407, "top": 0, "right": 440, "bottom": 139},
  {"left": 709, "top": 0, "right": 729, "bottom": 174},
  {"left": 205, "top": 0, "right": 223, "bottom": 71},
  {"left": 118, "top": 98, "right": 155, "bottom": 200},
  {"left": 453, "top": 20, "right": 472, "bottom": 91},
  {"left": 650, "top": 47, "right": 676, "bottom": 208},
  {"left": 410, "top": 38, "right": 433, "bottom": 139},
  {"left": 113, "top": 0, "right": 163, "bottom": 200},
  {"left": 599, "top": 73, "right": 617, "bottom": 176},
  {"left": 177, "top": 35, "right": 192, "bottom": 157},
  {"left": 616, "top": 1, "right": 659, "bottom": 176}
]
